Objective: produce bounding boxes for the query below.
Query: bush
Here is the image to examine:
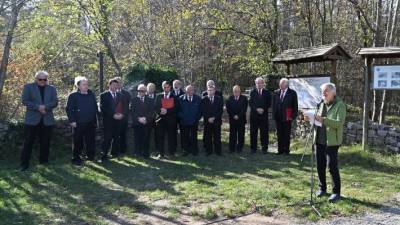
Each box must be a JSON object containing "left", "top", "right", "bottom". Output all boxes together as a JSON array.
[{"left": 124, "top": 63, "right": 179, "bottom": 91}]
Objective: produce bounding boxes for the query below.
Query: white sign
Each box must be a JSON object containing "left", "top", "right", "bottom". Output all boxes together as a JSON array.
[
  {"left": 373, "top": 65, "right": 400, "bottom": 90},
  {"left": 289, "top": 76, "right": 330, "bottom": 109}
]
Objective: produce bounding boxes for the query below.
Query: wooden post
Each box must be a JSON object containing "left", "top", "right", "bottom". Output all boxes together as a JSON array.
[
  {"left": 330, "top": 60, "right": 337, "bottom": 84},
  {"left": 362, "top": 57, "right": 372, "bottom": 150},
  {"left": 286, "top": 63, "right": 291, "bottom": 76}
]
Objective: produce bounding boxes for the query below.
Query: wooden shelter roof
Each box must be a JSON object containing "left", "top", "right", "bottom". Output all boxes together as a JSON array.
[
  {"left": 272, "top": 43, "right": 351, "bottom": 64},
  {"left": 357, "top": 47, "right": 400, "bottom": 58}
]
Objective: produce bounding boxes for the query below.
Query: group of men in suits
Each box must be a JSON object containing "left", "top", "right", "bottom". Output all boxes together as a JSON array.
[{"left": 19, "top": 72, "right": 299, "bottom": 168}]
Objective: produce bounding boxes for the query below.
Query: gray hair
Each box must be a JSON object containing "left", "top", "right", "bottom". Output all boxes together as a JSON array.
[
  {"left": 320, "top": 82, "right": 336, "bottom": 94},
  {"left": 206, "top": 80, "right": 215, "bottom": 87},
  {"left": 185, "top": 84, "right": 194, "bottom": 91},
  {"left": 137, "top": 84, "right": 146, "bottom": 91},
  {"left": 74, "top": 76, "right": 88, "bottom": 87},
  {"left": 255, "top": 77, "right": 264, "bottom": 83},
  {"left": 35, "top": 71, "right": 49, "bottom": 79},
  {"left": 279, "top": 78, "right": 289, "bottom": 85}
]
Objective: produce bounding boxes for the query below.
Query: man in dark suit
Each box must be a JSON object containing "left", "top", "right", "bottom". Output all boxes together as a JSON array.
[
  {"left": 273, "top": 78, "right": 298, "bottom": 155},
  {"left": 100, "top": 78, "right": 124, "bottom": 162},
  {"left": 20, "top": 71, "right": 58, "bottom": 171},
  {"left": 131, "top": 84, "right": 154, "bottom": 158},
  {"left": 178, "top": 85, "right": 202, "bottom": 156},
  {"left": 172, "top": 79, "right": 185, "bottom": 97},
  {"left": 226, "top": 85, "right": 248, "bottom": 153},
  {"left": 249, "top": 77, "right": 271, "bottom": 154},
  {"left": 147, "top": 82, "right": 157, "bottom": 153},
  {"left": 154, "top": 81, "right": 178, "bottom": 158},
  {"left": 201, "top": 86, "right": 223, "bottom": 156},
  {"left": 115, "top": 77, "right": 131, "bottom": 154},
  {"left": 66, "top": 76, "right": 98, "bottom": 166},
  {"left": 201, "top": 80, "right": 223, "bottom": 97}
]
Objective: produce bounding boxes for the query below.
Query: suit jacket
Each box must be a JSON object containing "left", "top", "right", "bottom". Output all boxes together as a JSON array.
[
  {"left": 21, "top": 83, "right": 58, "bottom": 126},
  {"left": 178, "top": 94, "right": 202, "bottom": 126},
  {"left": 154, "top": 92, "right": 178, "bottom": 123},
  {"left": 131, "top": 96, "right": 154, "bottom": 126},
  {"left": 200, "top": 95, "right": 223, "bottom": 126},
  {"left": 172, "top": 89, "right": 185, "bottom": 98},
  {"left": 272, "top": 88, "right": 298, "bottom": 122},
  {"left": 119, "top": 88, "right": 131, "bottom": 118},
  {"left": 100, "top": 91, "right": 123, "bottom": 122},
  {"left": 226, "top": 95, "right": 248, "bottom": 124},
  {"left": 248, "top": 88, "right": 271, "bottom": 119}
]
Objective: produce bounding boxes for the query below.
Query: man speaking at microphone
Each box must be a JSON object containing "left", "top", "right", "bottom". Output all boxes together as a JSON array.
[{"left": 305, "top": 82, "right": 346, "bottom": 203}]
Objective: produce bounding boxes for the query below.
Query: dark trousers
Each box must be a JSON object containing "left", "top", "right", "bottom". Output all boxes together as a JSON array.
[
  {"left": 250, "top": 116, "right": 269, "bottom": 152},
  {"left": 229, "top": 122, "right": 245, "bottom": 152},
  {"left": 181, "top": 124, "right": 199, "bottom": 155},
  {"left": 20, "top": 120, "right": 53, "bottom": 166},
  {"left": 73, "top": 123, "right": 96, "bottom": 160},
  {"left": 316, "top": 144, "right": 341, "bottom": 194},
  {"left": 119, "top": 119, "right": 128, "bottom": 153},
  {"left": 203, "top": 123, "right": 221, "bottom": 155},
  {"left": 133, "top": 125, "right": 151, "bottom": 157},
  {"left": 155, "top": 119, "right": 177, "bottom": 156},
  {"left": 276, "top": 120, "right": 292, "bottom": 153},
  {"left": 102, "top": 118, "right": 121, "bottom": 157}
]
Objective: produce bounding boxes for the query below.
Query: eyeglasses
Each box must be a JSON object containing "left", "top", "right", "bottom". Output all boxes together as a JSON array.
[
  {"left": 38, "top": 78, "right": 47, "bottom": 81},
  {"left": 137, "top": 90, "right": 145, "bottom": 92}
]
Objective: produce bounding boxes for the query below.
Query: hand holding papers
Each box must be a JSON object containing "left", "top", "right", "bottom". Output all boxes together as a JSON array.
[{"left": 303, "top": 109, "right": 322, "bottom": 127}]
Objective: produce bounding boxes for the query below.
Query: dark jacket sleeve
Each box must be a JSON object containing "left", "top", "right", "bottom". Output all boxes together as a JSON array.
[
  {"left": 248, "top": 90, "right": 257, "bottom": 112},
  {"left": 225, "top": 97, "right": 233, "bottom": 117},
  {"left": 21, "top": 84, "right": 39, "bottom": 111},
  {"left": 65, "top": 93, "right": 76, "bottom": 123},
  {"left": 239, "top": 97, "right": 248, "bottom": 117},
  {"left": 264, "top": 91, "right": 271, "bottom": 111},
  {"left": 292, "top": 90, "right": 299, "bottom": 119},
  {"left": 100, "top": 93, "right": 114, "bottom": 118}
]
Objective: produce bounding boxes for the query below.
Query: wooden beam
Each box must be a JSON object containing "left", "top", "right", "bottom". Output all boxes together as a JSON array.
[
  {"left": 330, "top": 60, "right": 337, "bottom": 84},
  {"left": 286, "top": 63, "right": 291, "bottom": 76},
  {"left": 362, "top": 57, "right": 372, "bottom": 150}
]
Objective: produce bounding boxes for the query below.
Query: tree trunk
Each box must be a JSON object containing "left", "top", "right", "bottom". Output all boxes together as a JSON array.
[{"left": 0, "top": 0, "right": 24, "bottom": 99}]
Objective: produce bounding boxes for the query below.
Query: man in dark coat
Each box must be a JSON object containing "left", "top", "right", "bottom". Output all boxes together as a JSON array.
[
  {"left": 178, "top": 85, "right": 202, "bottom": 156},
  {"left": 131, "top": 84, "right": 154, "bottom": 158},
  {"left": 201, "top": 80, "right": 223, "bottom": 98},
  {"left": 273, "top": 78, "right": 298, "bottom": 155},
  {"left": 154, "top": 81, "right": 178, "bottom": 158},
  {"left": 115, "top": 77, "right": 131, "bottom": 154},
  {"left": 201, "top": 86, "right": 224, "bottom": 156},
  {"left": 20, "top": 71, "right": 58, "bottom": 171},
  {"left": 66, "top": 76, "right": 98, "bottom": 165},
  {"left": 249, "top": 77, "right": 271, "bottom": 154},
  {"left": 226, "top": 85, "right": 248, "bottom": 153},
  {"left": 100, "top": 78, "right": 124, "bottom": 162}
]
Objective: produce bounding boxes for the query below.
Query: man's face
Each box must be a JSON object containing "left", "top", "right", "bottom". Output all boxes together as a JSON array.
[
  {"left": 186, "top": 86, "right": 194, "bottom": 96},
  {"left": 255, "top": 79, "right": 264, "bottom": 89},
  {"left": 233, "top": 88, "right": 241, "bottom": 97},
  {"left": 147, "top": 85, "right": 155, "bottom": 94},
  {"left": 36, "top": 75, "right": 48, "bottom": 87},
  {"left": 116, "top": 81, "right": 122, "bottom": 89},
  {"left": 207, "top": 88, "right": 215, "bottom": 97},
  {"left": 322, "top": 88, "right": 335, "bottom": 103},
  {"left": 109, "top": 82, "right": 118, "bottom": 92},
  {"left": 173, "top": 82, "right": 181, "bottom": 90},
  {"left": 279, "top": 81, "right": 288, "bottom": 90},
  {"left": 138, "top": 88, "right": 146, "bottom": 97},
  {"left": 79, "top": 80, "right": 89, "bottom": 93},
  {"left": 163, "top": 84, "right": 171, "bottom": 93}
]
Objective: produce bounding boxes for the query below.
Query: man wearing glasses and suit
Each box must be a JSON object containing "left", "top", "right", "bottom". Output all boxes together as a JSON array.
[{"left": 20, "top": 71, "right": 58, "bottom": 171}]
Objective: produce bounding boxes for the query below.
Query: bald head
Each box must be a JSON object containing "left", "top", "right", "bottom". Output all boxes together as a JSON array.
[
  {"left": 185, "top": 85, "right": 194, "bottom": 96},
  {"left": 232, "top": 85, "right": 241, "bottom": 97}
]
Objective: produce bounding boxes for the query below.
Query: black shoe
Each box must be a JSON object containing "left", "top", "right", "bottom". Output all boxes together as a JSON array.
[
  {"left": 328, "top": 194, "right": 341, "bottom": 203},
  {"left": 276, "top": 152, "right": 284, "bottom": 155},
  {"left": 182, "top": 152, "right": 190, "bottom": 156},
  {"left": 316, "top": 190, "right": 327, "bottom": 197},
  {"left": 86, "top": 156, "right": 95, "bottom": 162},
  {"left": 72, "top": 158, "right": 83, "bottom": 166},
  {"left": 250, "top": 149, "right": 256, "bottom": 154},
  {"left": 19, "top": 164, "right": 29, "bottom": 172},
  {"left": 284, "top": 152, "right": 290, "bottom": 155},
  {"left": 100, "top": 156, "right": 109, "bottom": 163},
  {"left": 262, "top": 149, "right": 268, "bottom": 154}
]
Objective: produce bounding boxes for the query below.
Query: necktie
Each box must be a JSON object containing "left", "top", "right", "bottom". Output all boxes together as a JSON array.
[
  {"left": 189, "top": 97, "right": 192, "bottom": 102},
  {"left": 210, "top": 97, "right": 213, "bottom": 104},
  {"left": 235, "top": 96, "right": 238, "bottom": 101},
  {"left": 280, "top": 91, "right": 285, "bottom": 101},
  {"left": 259, "top": 89, "right": 262, "bottom": 95},
  {"left": 141, "top": 97, "right": 144, "bottom": 102},
  {"left": 112, "top": 93, "right": 116, "bottom": 101}
]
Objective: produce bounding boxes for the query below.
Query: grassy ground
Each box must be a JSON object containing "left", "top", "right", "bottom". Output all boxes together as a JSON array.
[{"left": 0, "top": 128, "right": 399, "bottom": 225}]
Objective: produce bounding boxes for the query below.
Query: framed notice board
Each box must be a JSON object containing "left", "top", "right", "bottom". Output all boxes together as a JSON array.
[{"left": 373, "top": 65, "right": 400, "bottom": 90}]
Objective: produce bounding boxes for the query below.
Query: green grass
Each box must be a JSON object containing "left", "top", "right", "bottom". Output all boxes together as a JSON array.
[{"left": 0, "top": 130, "right": 399, "bottom": 224}]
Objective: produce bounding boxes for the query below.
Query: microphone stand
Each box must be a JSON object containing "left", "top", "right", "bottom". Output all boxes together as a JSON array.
[{"left": 294, "top": 107, "right": 321, "bottom": 217}]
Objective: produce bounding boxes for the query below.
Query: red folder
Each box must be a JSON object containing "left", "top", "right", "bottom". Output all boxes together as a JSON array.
[
  {"left": 286, "top": 108, "right": 293, "bottom": 121},
  {"left": 162, "top": 98, "right": 174, "bottom": 109},
  {"left": 115, "top": 101, "right": 124, "bottom": 114}
]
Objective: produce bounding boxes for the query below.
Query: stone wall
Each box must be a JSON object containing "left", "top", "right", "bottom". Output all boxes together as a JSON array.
[{"left": 295, "top": 119, "right": 400, "bottom": 154}]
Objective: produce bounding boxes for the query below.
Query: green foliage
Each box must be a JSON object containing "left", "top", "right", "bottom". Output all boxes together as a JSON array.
[{"left": 124, "top": 63, "right": 179, "bottom": 90}]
